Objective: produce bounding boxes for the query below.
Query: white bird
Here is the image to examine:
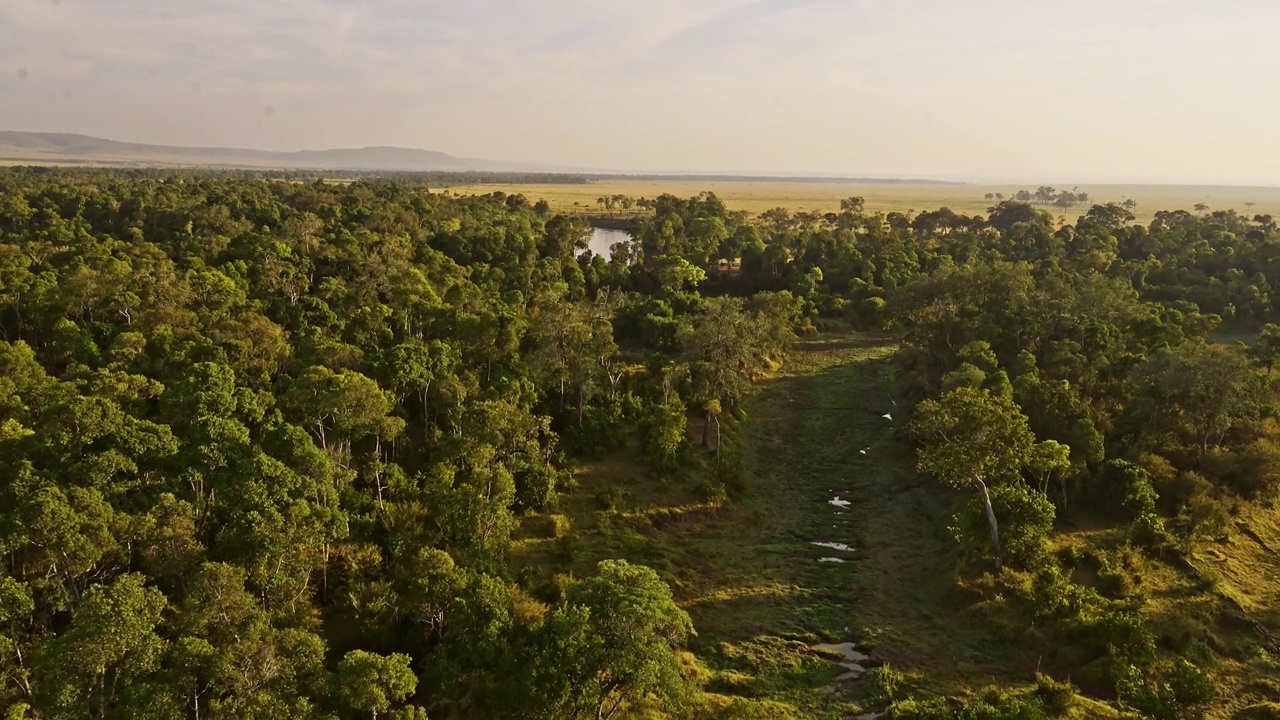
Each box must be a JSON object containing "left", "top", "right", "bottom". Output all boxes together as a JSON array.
[
  {"left": 882, "top": 413, "right": 892, "bottom": 420},
  {"left": 859, "top": 450, "right": 867, "bottom": 455}
]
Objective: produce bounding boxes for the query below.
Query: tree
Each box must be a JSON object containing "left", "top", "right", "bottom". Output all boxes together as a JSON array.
[
  {"left": 337, "top": 650, "right": 419, "bottom": 720},
  {"left": 1128, "top": 342, "right": 1266, "bottom": 455},
  {"left": 1194, "top": 202, "right": 1209, "bottom": 215},
  {"left": 1251, "top": 323, "right": 1280, "bottom": 372},
  {"left": 528, "top": 560, "right": 695, "bottom": 720},
  {"left": 679, "top": 297, "right": 787, "bottom": 453},
  {"left": 914, "top": 387, "right": 1037, "bottom": 572},
  {"left": 34, "top": 574, "right": 168, "bottom": 719},
  {"left": 1027, "top": 440, "right": 1071, "bottom": 498}
]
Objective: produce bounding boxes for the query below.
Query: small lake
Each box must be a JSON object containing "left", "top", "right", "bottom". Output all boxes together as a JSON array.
[{"left": 583, "top": 228, "right": 631, "bottom": 259}]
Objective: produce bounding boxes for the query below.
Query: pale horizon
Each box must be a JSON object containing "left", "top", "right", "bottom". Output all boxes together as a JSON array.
[{"left": 3, "top": 0, "right": 1279, "bottom": 186}]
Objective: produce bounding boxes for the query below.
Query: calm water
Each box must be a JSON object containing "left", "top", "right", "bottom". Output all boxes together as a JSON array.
[{"left": 584, "top": 228, "right": 631, "bottom": 259}]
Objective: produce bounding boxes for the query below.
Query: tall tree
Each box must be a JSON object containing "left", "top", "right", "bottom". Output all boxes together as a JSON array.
[{"left": 914, "top": 387, "right": 1037, "bottom": 572}]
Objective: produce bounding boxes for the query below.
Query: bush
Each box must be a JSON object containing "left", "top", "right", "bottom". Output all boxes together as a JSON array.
[
  {"left": 714, "top": 451, "right": 749, "bottom": 502},
  {"left": 886, "top": 689, "right": 1048, "bottom": 720},
  {"left": 1097, "top": 547, "right": 1147, "bottom": 600},
  {"left": 595, "top": 486, "right": 626, "bottom": 512},
  {"left": 867, "top": 663, "right": 907, "bottom": 704},
  {"left": 1177, "top": 492, "right": 1231, "bottom": 546},
  {"left": 950, "top": 483, "right": 1055, "bottom": 570},
  {"left": 641, "top": 398, "right": 690, "bottom": 473},
  {"left": 1112, "top": 460, "right": 1159, "bottom": 518},
  {"left": 1232, "top": 437, "right": 1280, "bottom": 500},
  {"left": 566, "top": 403, "right": 629, "bottom": 459},
  {"left": 1131, "top": 511, "right": 1173, "bottom": 552},
  {"left": 515, "top": 465, "right": 558, "bottom": 513},
  {"left": 1164, "top": 470, "right": 1214, "bottom": 511},
  {"left": 1034, "top": 673, "right": 1076, "bottom": 715},
  {"left": 1116, "top": 659, "right": 1216, "bottom": 720},
  {"left": 696, "top": 478, "right": 728, "bottom": 504},
  {"left": 547, "top": 514, "right": 571, "bottom": 539}
]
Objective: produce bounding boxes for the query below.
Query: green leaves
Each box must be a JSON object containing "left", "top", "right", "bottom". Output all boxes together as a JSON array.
[
  {"left": 915, "top": 387, "right": 1036, "bottom": 490},
  {"left": 1127, "top": 341, "right": 1266, "bottom": 454},
  {"left": 337, "top": 650, "right": 419, "bottom": 719},
  {"left": 520, "top": 560, "right": 696, "bottom": 720},
  {"left": 35, "top": 574, "right": 167, "bottom": 718}
]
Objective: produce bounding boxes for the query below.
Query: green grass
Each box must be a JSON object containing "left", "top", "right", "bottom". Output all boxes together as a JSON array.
[
  {"left": 440, "top": 180, "right": 1280, "bottom": 226},
  {"left": 512, "top": 333, "right": 1048, "bottom": 715},
  {"left": 513, "top": 333, "right": 1280, "bottom": 716}
]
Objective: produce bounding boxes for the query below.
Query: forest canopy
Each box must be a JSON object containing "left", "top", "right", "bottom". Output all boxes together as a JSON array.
[{"left": 1, "top": 169, "right": 1279, "bottom": 718}]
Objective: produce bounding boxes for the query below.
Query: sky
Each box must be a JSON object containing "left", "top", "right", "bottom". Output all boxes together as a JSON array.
[{"left": 1, "top": 0, "right": 1279, "bottom": 185}]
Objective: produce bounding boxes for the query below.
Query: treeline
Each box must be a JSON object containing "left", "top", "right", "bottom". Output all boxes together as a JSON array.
[
  {"left": 2, "top": 169, "right": 1280, "bottom": 717},
  {"left": 881, "top": 212, "right": 1280, "bottom": 712}
]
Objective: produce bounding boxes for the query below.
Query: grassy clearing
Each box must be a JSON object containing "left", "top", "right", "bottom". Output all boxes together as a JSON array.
[
  {"left": 513, "top": 332, "right": 1280, "bottom": 716},
  {"left": 440, "top": 180, "right": 1280, "bottom": 226},
  {"left": 512, "top": 334, "right": 1046, "bottom": 715}
]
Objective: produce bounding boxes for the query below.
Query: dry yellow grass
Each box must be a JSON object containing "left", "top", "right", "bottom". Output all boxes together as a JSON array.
[{"left": 440, "top": 179, "right": 1280, "bottom": 226}]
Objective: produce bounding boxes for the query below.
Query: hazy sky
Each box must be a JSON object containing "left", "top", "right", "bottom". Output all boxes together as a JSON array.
[{"left": 2, "top": 0, "right": 1279, "bottom": 184}]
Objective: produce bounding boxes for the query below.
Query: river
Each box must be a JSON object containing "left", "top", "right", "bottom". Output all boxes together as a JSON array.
[{"left": 583, "top": 228, "right": 631, "bottom": 259}]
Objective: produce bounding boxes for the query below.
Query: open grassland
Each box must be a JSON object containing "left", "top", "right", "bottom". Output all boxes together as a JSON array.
[{"left": 441, "top": 180, "right": 1280, "bottom": 225}]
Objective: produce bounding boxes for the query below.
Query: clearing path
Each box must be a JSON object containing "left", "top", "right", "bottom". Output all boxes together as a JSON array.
[
  {"left": 708, "top": 334, "right": 1035, "bottom": 704},
  {"left": 515, "top": 334, "right": 1033, "bottom": 716}
]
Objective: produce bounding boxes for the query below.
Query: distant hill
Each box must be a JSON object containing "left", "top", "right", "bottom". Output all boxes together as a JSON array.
[
  {"left": 0, "top": 131, "right": 555, "bottom": 173},
  {"left": 0, "top": 131, "right": 972, "bottom": 184}
]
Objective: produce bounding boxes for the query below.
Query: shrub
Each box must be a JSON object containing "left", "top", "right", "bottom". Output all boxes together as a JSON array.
[
  {"left": 515, "top": 465, "right": 558, "bottom": 513},
  {"left": 887, "top": 690, "right": 1048, "bottom": 720},
  {"left": 1116, "top": 659, "right": 1216, "bottom": 720},
  {"left": 1164, "top": 470, "right": 1214, "bottom": 511},
  {"left": 567, "top": 403, "right": 629, "bottom": 458},
  {"left": 641, "top": 398, "right": 690, "bottom": 473},
  {"left": 696, "top": 478, "right": 728, "bottom": 504},
  {"left": 1111, "top": 460, "right": 1159, "bottom": 518},
  {"left": 1033, "top": 672, "right": 1076, "bottom": 715},
  {"left": 714, "top": 451, "right": 749, "bottom": 502},
  {"left": 867, "top": 663, "right": 907, "bottom": 704},
  {"left": 546, "top": 514, "right": 571, "bottom": 539},
  {"left": 595, "top": 486, "right": 625, "bottom": 512},
  {"left": 950, "top": 483, "right": 1055, "bottom": 570},
  {"left": 1232, "top": 437, "right": 1280, "bottom": 500},
  {"left": 1177, "top": 492, "right": 1231, "bottom": 546},
  {"left": 1097, "top": 547, "right": 1146, "bottom": 600},
  {"left": 1131, "top": 511, "right": 1173, "bottom": 552}
]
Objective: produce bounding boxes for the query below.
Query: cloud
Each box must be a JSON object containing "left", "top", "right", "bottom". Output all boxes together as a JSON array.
[{"left": 0, "top": 0, "right": 1278, "bottom": 182}]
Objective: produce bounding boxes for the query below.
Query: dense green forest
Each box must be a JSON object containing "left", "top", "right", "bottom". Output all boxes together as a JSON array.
[{"left": 2, "top": 168, "right": 1280, "bottom": 719}]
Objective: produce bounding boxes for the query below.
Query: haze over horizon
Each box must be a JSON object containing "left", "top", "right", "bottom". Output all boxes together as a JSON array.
[{"left": 2, "top": 0, "right": 1279, "bottom": 186}]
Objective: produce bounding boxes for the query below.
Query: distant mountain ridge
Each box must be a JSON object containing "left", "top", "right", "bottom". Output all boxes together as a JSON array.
[
  {"left": 0, "top": 131, "right": 554, "bottom": 172},
  {"left": 0, "top": 131, "right": 972, "bottom": 184}
]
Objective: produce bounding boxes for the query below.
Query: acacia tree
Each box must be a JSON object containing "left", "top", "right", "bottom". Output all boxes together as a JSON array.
[{"left": 914, "top": 387, "right": 1037, "bottom": 572}]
